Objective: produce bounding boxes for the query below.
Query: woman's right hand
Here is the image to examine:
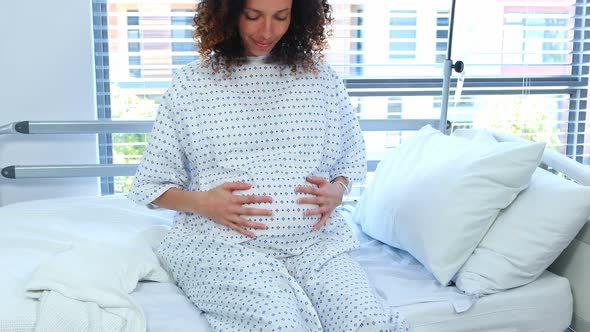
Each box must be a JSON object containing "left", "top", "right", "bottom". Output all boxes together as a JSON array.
[{"left": 198, "top": 182, "right": 272, "bottom": 238}]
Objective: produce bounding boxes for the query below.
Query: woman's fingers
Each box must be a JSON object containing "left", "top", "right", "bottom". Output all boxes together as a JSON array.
[
  {"left": 222, "top": 182, "right": 252, "bottom": 191},
  {"left": 303, "top": 205, "right": 327, "bottom": 216},
  {"left": 204, "top": 182, "right": 274, "bottom": 237},
  {"left": 220, "top": 219, "right": 257, "bottom": 238},
  {"left": 238, "top": 206, "right": 273, "bottom": 217},
  {"left": 231, "top": 214, "right": 267, "bottom": 230},
  {"left": 236, "top": 194, "right": 273, "bottom": 204},
  {"left": 297, "top": 196, "right": 325, "bottom": 205},
  {"left": 294, "top": 185, "right": 319, "bottom": 195},
  {"left": 295, "top": 177, "right": 347, "bottom": 231},
  {"left": 229, "top": 207, "right": 270, "bottom": 231},
  {"left": 313, "top": 214, "right": 330, "bottom": 231},
  {"left": 304, "top": 176, "right": 329, "bottom": 186},
  {"left": 233, "top": 194, "right": 273, "bottom": 219},
  {"left": 219, "top": 215, "right": 267, "bottom": 238}
]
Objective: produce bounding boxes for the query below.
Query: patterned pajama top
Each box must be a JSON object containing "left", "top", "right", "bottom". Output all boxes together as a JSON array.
[{"left": 128, "top": 57, "right": 366, "bottom": 255}]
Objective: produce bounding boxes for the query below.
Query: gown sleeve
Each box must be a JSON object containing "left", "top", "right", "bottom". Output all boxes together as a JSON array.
[
  {"left": 128, "top": 72, "right": 190, "bottom": 206},
  {"left": 328, "top": 68, "right": 367, "bottom": 186}
]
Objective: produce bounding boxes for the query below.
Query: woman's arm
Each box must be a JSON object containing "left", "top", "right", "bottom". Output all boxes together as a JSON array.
[{"left": 153, "top": 184, "right": 273, "bottom": 238}]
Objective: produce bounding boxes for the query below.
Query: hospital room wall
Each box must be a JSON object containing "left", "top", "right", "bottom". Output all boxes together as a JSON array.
[{"left": 0, "top": 0, "right": 100, "bottom": 206}]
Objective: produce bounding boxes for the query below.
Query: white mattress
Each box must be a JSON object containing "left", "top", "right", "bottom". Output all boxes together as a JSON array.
[
  {"left": 0, "top": 197, "right": 573, "bottom": 332},
  {"left": 131, "top": 271, "right": 571, "bottom": 332},
  {"left": 398, "top": 272, "right": 571, "bottom": 332}
]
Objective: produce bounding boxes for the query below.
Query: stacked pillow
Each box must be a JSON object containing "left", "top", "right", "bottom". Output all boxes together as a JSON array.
[
  {"left": 453, "top": 132, "right": 590, "bottom": 295},
  {"left": 353, "top": 125, "right": 545, "bottom": 286},
  {"left": 355, "top": 125, "right": 590, "bottom": 294}
]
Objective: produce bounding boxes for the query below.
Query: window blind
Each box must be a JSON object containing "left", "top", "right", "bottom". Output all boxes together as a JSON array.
[{"left": 92, "top": 0, "right": 589, "bottom": 195}]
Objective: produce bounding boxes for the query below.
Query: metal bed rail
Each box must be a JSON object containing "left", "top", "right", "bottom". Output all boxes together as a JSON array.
[
  {"left": 1, "top": 119, "right": 441, "bottom": 179},
  {"left": 0, "top": 120, "right": 154, "bottom": 136}
]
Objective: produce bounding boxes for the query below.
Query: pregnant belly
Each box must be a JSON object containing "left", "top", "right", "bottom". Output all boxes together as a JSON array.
[{"left": 235, "top": 184, "right": 320, "bottom": 237}]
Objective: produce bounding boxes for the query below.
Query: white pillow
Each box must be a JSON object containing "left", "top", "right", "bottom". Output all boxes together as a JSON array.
[
  {"left": 455, "top": 167, "right": 590, "bottom": 295},
  {"left": 353, "top": 125, "right": 545, "bottom": 285}
]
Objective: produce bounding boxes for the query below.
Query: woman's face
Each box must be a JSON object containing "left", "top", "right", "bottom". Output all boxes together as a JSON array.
[{"left": 238, "top": 0, "right": 292, "bottom": 56}]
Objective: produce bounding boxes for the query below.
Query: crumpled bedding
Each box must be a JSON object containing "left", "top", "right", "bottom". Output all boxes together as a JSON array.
[
  {"left": 25, "top": 226, "right": 171, "bottom": 332},
  {"left": 0, "top": 196, "right": 175, "bottom": 332}
]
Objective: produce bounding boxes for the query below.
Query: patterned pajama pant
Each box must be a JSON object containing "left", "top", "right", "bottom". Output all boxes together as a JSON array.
[{"left": 158, "top": 231, "right": 409, "bottom": 332}]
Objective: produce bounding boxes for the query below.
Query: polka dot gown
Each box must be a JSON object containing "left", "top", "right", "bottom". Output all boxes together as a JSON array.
[{"left": 128, "top": 57, "right": 408, "bottom": 331}]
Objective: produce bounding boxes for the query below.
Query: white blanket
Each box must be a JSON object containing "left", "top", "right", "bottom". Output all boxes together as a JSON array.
[{"left": 25, "top": 226, "right": 172, "bottom": 332}]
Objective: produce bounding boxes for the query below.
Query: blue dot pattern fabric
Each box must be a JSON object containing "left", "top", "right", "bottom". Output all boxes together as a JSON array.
[
  {"left": 128, "top": 57, "right": 409, "bottom": 331},
  {"left": 128, "top": 57, "right": 366, "bottom": 250},
  {"left": 158, "top": 221, "right": 409, "bottom": 332}
]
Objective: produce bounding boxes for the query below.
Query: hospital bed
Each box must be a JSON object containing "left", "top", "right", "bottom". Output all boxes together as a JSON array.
[{"left": 1, "top": 119, "right": 589, "bottom": 332}]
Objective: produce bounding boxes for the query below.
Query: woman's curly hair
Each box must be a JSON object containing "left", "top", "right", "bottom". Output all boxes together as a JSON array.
[{"left": 193, "top": 0, "right": 333, "bottom": 73}]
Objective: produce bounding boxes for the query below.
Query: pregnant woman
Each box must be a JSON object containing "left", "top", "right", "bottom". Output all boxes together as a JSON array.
[{"left": 129, "top": 0, "right": 408, "bottom": 331}]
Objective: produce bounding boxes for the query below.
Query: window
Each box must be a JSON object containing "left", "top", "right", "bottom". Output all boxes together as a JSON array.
[
  {"left": 171, "top": 42, "right": 194, "bottom": 52},
  {"left": 435, "top": 11, "right": 450, "bottom": 63},
  {"left": 127, "top": 29, "right": 140, "bottom": 39},
  {"left": 170, "top": 9, "right": 196, "bottom": 67},
  {"left": 387, "top": 97, "right": 402, "bottom": 119},
  {"left": 390, "top": 30, "right": 417, "bottom": 39},
  {"left": 127, "top": 10, "right": 139, "bottom": 26},
  {"left": 350, "top": 5, "right": 364, "bottom": 76},
  {"left": 172, "top": 55, "right": 196, "bottom": 66},
  {"left": 129, "top": 68, "right": 141, "bottom": 78},
  {"left": 127, "top": 42, "right": 140, "bottom": 52},
  {"left": 389, "top": 10, "right": 417, "bottom": 60},
  {"left": 92, "top": 1, "right": 589, "bottom": 195},
  {"left": 128, "top": 56, "right": 141, "bottom": 66}
]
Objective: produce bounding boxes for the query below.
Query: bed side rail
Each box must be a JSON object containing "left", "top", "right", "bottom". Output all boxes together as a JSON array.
[
  {"left": 491, "top": 131, "right": 590, "bottom": 186},
  {"left": 0, "top": 119, "right": 440, "bottom": 179},
  {"left": 1, "top": 164, "right": 138, "bottom": 179},
  {"left": 0, "top": 120, "right": 153, "bottom": 135},
  {"left": 0, "top": 119, "right": 440, "bottom": 136}
]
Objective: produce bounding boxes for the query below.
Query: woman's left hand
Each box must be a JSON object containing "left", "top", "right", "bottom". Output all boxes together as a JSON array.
[{"left": 295, "top": 176, "right": 346, "bottom": 231}]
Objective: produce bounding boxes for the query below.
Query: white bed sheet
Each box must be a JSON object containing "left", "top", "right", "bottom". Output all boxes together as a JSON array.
[
  {"left": 341, "top": 207, "right": 573, "bottom": 332},
  {"left": 0, "top": 197, "right": 573, "bottom": 332}
]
